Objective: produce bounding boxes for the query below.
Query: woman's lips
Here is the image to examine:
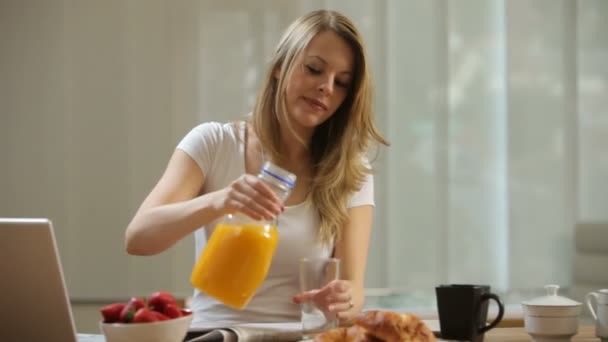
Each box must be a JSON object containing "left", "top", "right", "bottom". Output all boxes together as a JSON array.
[{"left": 303, "top": 97, "right": 328, "bottom": 112}]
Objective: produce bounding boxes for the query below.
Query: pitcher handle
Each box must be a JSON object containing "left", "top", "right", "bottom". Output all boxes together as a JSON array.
[
  {"left": 586, "top": 292, "right": 598, "bottom": 320},
  {"left": 478, "top": 293, "right": 504, "bottom": 334}
]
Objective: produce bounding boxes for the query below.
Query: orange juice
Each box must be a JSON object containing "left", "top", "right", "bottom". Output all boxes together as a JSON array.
[{"left": 190, "top": 221, "right": 279, "bottom": 309}]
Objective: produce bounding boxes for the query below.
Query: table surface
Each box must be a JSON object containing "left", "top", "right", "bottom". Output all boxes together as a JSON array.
[
  {"left": 81, "top": 325, "right": 602, "bottom": 342},
  {"left": 484, "top": 326, "right": 601, "bottom": 342}
]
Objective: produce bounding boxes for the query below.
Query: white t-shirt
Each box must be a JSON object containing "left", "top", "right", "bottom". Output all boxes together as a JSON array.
[{"left": 176, "top": 121, "right": 374, "bottom": 328}]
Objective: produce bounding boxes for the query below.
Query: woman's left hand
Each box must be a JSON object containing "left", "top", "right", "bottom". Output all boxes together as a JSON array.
[{"left": 292, "top": 279, "right": 358, "bottom": 322}]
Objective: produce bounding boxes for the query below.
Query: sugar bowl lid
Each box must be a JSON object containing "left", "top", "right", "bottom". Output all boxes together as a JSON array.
[{"left": 522, "top": 285, "right": 581, "bottom": 307}]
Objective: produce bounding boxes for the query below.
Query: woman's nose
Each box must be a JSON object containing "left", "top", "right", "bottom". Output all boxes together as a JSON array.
[{"left": 318, "top": 76, "right": 334, "bottom": 95}]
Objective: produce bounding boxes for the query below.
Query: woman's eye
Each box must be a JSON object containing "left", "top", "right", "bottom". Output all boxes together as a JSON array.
[
  {"left": 306, "top": 65, "right": 322, "bottom": 75},
  {"left": 335, "top": 80, "right": 350, "bottom": 88}
]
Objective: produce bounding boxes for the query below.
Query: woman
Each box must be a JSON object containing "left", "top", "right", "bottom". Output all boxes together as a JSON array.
[{"left": 125, "top": 9, "right": 388, "bottom": 327}]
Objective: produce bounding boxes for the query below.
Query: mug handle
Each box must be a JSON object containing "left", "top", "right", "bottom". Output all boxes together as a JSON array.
[
  {"left": 478, "top": 293, "right": 505, "bottom": 334},
  {"left": 586, "top": 292, "right": 598, "bottom": 320}
]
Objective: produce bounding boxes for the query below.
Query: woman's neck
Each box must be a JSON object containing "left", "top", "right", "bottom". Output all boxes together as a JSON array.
[{"left": 277, "top": 125, "right": 312, "bottom": 164}]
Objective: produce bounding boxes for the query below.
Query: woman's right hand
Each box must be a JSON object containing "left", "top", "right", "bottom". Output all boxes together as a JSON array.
[{"left": 215, "top": 174, "right": 284, "bottom": 221}]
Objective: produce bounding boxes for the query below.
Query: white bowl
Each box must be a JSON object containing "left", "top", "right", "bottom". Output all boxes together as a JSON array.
[
  {"left": 522, "top": 285, "right": 582, "bottom": 342},
  {"left": 100, "top": 314, "right": 193, "bottom": 342},
  {"left": 524, "top": 315, "right": 579, "bottom": 340}
]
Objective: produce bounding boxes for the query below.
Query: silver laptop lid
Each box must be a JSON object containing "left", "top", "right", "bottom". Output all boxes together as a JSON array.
[{"left": 0, "top": 218, "right": 78, "bottom": 341}]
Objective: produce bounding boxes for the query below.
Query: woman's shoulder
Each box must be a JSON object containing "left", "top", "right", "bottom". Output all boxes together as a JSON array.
[
  {"left": 188, "top": 120, "right": 244, "bottom": 143},
  {"left": 190, "top": 120, "right": 240, "bottom": 134}
]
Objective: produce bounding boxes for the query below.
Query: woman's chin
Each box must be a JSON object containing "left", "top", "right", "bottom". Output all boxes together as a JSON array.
[{"left": 293, "top": 112, "right": 331, "bottom": 129}]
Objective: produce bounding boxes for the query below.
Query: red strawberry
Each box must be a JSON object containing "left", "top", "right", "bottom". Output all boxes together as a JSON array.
[
  {"left": 163, "top": 303, "right": 182, "bottom": 319},
  {"left": 147, "top": 291, "right": 176, "bottom": 312},
  {"left": 132, "top": 308, "right": 160, "bottom": 323},
  {"left": 100, "top": 303, "right": 126, "bottom": 323},
  {"left": 150, "top": 310, "right": 170, "bottom": 321},
  {"left": 129, "top": 297, "right": 146, "bottom": 310},
  {"left": 119, "top": 297, "right": 146, "bottom": 323}
]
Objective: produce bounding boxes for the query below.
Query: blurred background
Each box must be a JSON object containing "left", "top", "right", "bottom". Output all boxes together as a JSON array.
[{"left": 1, "top": 0, "right": 607, "bottom": 332}]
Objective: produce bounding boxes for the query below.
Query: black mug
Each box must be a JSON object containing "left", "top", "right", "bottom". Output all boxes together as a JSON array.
[{"left": 436, "top": 284, "right": 505, "bottom": 342}]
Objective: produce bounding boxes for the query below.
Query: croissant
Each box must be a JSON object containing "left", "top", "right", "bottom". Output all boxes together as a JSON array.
[
  {"left": 355, "top": 310, "right": 436, "bottom": 342},
  {"left": 313, "top": 325, "right": 381, "bottom": 342},
  {"left": 313, "top": 310, "right": 436, "bottom": 342}
]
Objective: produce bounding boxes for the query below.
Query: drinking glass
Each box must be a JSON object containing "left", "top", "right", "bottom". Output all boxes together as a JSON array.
[{"left": 299, "top": 257, "right": 340, "bottom": 338}]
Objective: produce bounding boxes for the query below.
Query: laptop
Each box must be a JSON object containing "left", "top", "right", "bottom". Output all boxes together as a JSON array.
[{"left": 0, "top": 218, "right": 104, "bottom": 342}]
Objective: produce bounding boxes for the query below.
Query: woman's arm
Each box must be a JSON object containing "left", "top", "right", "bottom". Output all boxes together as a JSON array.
[
  {"left": 333, "top": 204, "right": 373, "bottom": 319},
  {"left": 125, "top": 149, "right": 285, "bottom": 256},
  {"left": 125, "top": 150, "right": 221, "bottom": 255}
]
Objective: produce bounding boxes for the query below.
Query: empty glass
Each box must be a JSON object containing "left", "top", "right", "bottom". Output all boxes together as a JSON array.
[{"left": 299, "top": 257, "right": 340, "bottom": 338}]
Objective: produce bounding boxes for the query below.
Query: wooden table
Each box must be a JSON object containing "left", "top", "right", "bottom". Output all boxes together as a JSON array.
[{"left": 485, "top": 326, "right": 599, "bottom": 342}]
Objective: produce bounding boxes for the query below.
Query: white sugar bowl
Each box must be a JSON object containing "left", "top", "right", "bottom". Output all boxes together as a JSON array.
[{"left": 522, "top": 285, "right": 582, "bottom": 342}]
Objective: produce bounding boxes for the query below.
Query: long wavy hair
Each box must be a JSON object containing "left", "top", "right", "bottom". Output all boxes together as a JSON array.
[{"left": 251, "top": 9, "right": 388, "bottom": 244}]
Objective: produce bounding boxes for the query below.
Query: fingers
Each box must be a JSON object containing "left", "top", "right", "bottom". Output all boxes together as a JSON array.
[
  {"left": 329, "top": 301, "right": 353, "bottom": 315},
  {"left": 293, "top": 280, "right": 357, "bottom": 319},
  {"left": 327, "top": 292, "right": 351, "bottom": 307},
  {"left": 292, "top": 289, "right": 319, "bottom": 304},
  {"left": 226, "top": 175, "right": 284, "bottom": 219},
  {"left": 335, "top": 302, "right": 356, "bottom": 321},
  {"left": 292, "top": 281, "right": 340, "bottom": 304},
  {"left": 244, "top": 175, "right": 282, "bottom": 202},
  {"left": 326, "top": 281, "right": 355, "bottom": 319},
  {"left": 229, "top": 191, "right": 277, "bottom": 221}
]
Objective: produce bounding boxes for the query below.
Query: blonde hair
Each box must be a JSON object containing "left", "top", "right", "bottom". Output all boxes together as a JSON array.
[{"left": 252, "top": 9, "right": 388, "bottom": 243}]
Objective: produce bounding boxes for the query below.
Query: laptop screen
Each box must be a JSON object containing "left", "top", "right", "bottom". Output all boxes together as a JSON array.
[{"left": 0, "top": 218, "right": 78, "bottom": 341}]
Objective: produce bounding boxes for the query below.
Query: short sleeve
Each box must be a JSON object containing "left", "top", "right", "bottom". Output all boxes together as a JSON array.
[
  {"left": 347, "top": 172, "right": 375, "bottom": 208},
  {"left": 176, "top": 122, "right": 224, "bottom": 176}
]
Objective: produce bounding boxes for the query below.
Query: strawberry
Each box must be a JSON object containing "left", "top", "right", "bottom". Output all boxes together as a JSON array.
[
  {"left": 163, "top": 303, "right": 182, "bottom": 319},
  {"left": 128, "top": 297, "right": 145, "bottom": 310},
  {"left": 150, "top": 310, "right": 170, "bottom": 321},
  {"left": 100, "top": 303, "right": 126, "bottom": 323},
  {"left": 132, "top": 308, "right": 160, "bottom": 323},
  {"left": 147, "top": 291, "right": 176, "bottom": 312},
  {"left": 119, "top": 297, "right": 146, "bottom": 323}
]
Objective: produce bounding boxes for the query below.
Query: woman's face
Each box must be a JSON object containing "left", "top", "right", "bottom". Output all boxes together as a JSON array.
[{"left": 282, "top": 30, "right": 354, "bottom": 136}]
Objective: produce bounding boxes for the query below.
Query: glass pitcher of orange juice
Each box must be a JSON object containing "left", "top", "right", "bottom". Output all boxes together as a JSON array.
[{"left": 190, "top": 161, "right": 296, "bottom": 309}]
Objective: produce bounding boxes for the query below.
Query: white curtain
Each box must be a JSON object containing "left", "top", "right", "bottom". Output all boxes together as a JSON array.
[
  {"left": 1, "top": 0, "right": 606, "bottom": 306},
  {"left": 382, "top": 0, "right": 608, "bottom": 303}
]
